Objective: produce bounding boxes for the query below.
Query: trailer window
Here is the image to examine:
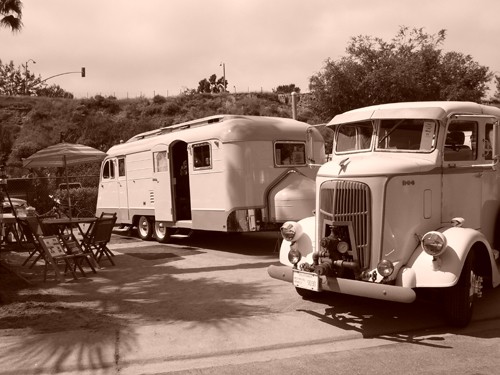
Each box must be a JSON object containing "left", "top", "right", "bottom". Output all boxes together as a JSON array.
[
  {"left": 193, "top": 143, "right": 211, "bottom": 169},
  {"left": 118, "top": 158, "right": 126, "bottom": 176},
  {"left": 275, "top": 142, "right": 306, "bottom": 166},
  {"left": 102, "top": 160, "right": 115, "bottom": 179},
  {"left": 154, "top": 151, "right": 168, "bottom": 172}
]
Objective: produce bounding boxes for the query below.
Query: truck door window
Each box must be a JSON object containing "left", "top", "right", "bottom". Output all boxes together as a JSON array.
[
  {"left": 193, "top": 143, "right": 211, "bottom": 169},
  {"left": 485, "top": 123, "right": 493, "bottom": 160},
  {"left": 335, "top": 121, "right": 373, "bottom": 153},
  {"left": 275, "top": 142, "right": 306, "bottom": 166},
  {"left": 444, "top": 120, "right": 478, "bottom": 161},
  {"left": 102, "top": 160, "right": 115, "bottom": 179}
]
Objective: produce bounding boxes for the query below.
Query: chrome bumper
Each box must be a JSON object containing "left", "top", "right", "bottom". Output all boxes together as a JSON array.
[{"left": 268, "top": 265, "right": 416, "bottom": 303}]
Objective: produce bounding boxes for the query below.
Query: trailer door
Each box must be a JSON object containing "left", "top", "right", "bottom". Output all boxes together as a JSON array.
[
  {"left": 152, "top": 144, "right": 173, "bottom": 221},
  {"left": 117, "top": 157, "right": 129, "bottom": 222}
]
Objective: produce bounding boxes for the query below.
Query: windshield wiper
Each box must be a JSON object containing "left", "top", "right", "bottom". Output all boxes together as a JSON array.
[{"left": 377, "top": 119, "right": 405, "bottom": 146}]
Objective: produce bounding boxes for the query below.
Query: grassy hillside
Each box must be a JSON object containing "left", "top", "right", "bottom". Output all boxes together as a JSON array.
[{"left": 0, "top": 92, "right": 319, "bottom": 177}]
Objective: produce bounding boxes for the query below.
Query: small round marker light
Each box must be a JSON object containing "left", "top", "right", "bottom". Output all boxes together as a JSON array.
[{"left": 377, "top": 259, "right": 394, "bottom": 277}]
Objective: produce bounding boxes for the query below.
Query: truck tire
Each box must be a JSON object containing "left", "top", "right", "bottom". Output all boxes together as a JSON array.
[
  {"left": 137, "top": 216, "right": 154, "bottom": 241},
  {"left": 154, "top": 221, "right": 171, "bottom": 243},
  {"left": 444, "top": 251, "right": 479, "bottom": 327}
]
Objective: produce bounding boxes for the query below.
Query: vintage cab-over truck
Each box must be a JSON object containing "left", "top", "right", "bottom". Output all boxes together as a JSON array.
[{"left": 268, "top": 101, "right": 500, "bottom": 326}]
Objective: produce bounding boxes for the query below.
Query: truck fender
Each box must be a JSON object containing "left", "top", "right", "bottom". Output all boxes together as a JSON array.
[
  {"left": 405, "top": 226, "right": 489, "bottom": 288},
  {"left": 279, "top": 216, "right": 316, "bottom": 267}
]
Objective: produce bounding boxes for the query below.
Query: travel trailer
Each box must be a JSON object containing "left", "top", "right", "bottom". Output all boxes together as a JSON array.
[
  {"left": 268, "top": 101, "right": 500, "bottom": 327},
  {"left": 96, "top": 115, "right": 324, "bottom": 242}
]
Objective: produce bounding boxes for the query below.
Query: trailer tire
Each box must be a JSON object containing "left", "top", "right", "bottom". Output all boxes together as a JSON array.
[
  {"left": 154, "top": 221, "right": 171, "bottom": 243},
  {"left": 137, "top": 216, "right": 154, "bottom": 241},
  {"left": 443, "top": 251, "right": 478, "bottom": 327}
]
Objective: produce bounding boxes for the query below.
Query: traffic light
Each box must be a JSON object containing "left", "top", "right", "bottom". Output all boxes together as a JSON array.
[{"left": 81, "top": 67, "right": 86, "bottom": 77}]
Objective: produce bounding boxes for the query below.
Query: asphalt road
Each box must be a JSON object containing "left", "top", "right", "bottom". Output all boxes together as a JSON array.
[
  {"left": 2, "top": 229, "right": 499, "bottom": 374},
  {"left": 111, "top": 230, "right": 500, "bottom": 375}
]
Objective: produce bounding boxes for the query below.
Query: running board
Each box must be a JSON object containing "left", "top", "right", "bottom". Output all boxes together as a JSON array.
[{"left": 170, "top": 228, "right": 193, "bottom": 239}]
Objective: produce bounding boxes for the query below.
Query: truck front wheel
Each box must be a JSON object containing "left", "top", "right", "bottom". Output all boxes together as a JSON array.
[
  {"left": 137, "top": 216, "right": 154, "bottom": 241},
  {"left": 443, "top": 251, "right": 480, "bottom": 327}
]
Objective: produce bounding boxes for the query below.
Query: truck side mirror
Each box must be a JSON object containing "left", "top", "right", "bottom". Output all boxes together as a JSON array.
[{"left": 306, "top": 127, "right": 323, "bottom": 167}]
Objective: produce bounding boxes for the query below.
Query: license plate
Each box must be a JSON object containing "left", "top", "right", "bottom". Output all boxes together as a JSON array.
[{"left": 293, "top": 270, "right": 320, "bottom": 292}]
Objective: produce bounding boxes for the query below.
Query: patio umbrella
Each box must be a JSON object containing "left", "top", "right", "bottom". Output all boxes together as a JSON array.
[{"left": 23, "top": 142, "right": 107, "bottom": 217}]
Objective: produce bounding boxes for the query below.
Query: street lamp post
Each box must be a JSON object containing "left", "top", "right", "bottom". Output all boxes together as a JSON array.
[
  {"left": 25, "top": 59, "right": 36, "bottom": 95},
  {"left": 220, "top": 62, "right": 226, "bottom": 92}
]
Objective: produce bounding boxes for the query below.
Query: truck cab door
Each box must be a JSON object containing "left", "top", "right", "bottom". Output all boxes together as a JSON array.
[
  {"left": 152, "top": 144, "right": 173, "bottom": 222},
  {"left": 442, "top": 117, "right": 482, "bottom": 228}
]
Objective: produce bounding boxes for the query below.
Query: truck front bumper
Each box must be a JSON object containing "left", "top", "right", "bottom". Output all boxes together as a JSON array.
[{"left": 268, "top": 265, "right": 416, "bottom": 303}]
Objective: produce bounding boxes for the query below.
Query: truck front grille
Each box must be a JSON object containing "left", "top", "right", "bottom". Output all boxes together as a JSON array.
[{"left": 319, "top": 180, "right": 371, "bottom": 269}]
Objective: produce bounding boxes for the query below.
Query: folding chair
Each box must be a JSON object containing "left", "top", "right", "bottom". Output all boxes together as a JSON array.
[
  {"left": 82, "top": 214, "right": 117, "bottom": 266},
  {"left": 60, "top": 236, "right": 97, "bottom": 275},
  {"left": 17, "top": 217, "right": 46, "bottom": 268},
  {"left": 38, "top": 235, "right": 81, "bottom": 282}
]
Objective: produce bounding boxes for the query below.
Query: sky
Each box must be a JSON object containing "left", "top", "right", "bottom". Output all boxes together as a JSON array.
[{"left": 1, "top": 0, "right": 500, "bottom": 99}]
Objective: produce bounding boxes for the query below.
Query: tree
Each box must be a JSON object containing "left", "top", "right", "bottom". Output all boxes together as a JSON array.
[
  {"left": 309, "top": 26, "right": 493, "bottom": 121},
  {"left": 0, "top": 59, "right": 44, "bottom": 95},
  {"left": 491, "top": 75, "right": 500, "bottom": 103},
  {"left": 196, "top": 73, "right": 227, "bottom": 94},
  {"left": 0, "top": 0, "right": 23, "bottom": 32},
  {"left": 0, "top": 59, "right": 73, "bottom": 97},
  {"left": 273, "top": 84, "right": 301, "bottom": 94}
]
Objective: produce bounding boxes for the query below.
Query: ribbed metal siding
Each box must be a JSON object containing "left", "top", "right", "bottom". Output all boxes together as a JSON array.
[{"left": 320, "top": 180, "right": 371, "bottom": 268}]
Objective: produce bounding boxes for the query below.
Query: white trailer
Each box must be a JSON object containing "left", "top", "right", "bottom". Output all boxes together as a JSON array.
[{"left": 96, "top": 114, "right": 324, "bottom": 242}]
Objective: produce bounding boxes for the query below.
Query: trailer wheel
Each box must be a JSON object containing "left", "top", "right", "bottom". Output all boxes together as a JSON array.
[
  {"left": 443, "top": 251, "right": 479, "bottom": 327},
  {"left": 137, "top": 216, "right": 154, "bottom": 241},
  {"left": 154, "top": 221, "right": 171, "bottom": 243}
]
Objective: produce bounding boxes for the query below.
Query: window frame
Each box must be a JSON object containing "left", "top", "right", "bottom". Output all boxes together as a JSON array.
[
  {"left": 193, "top": 142, "right": 212, "bottom": 170},
  {"left": 274, "top": 141, "right": 306, "bottom": 167}
]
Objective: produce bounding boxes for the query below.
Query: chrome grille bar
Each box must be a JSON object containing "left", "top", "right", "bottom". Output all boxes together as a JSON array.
[{"left": 320, "top": 180, "right": 371, "bottom": 268}]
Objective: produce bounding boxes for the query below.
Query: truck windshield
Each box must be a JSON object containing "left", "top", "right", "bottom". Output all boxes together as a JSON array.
[
  {"left": 376, "top": 119, "right": 437, "bottom": 152},
  {"left": 335, "top": 121, "right": 373, "bottom": 152},
  {"left": 334, "top": 119, "right": 437, "bottom": 154}
]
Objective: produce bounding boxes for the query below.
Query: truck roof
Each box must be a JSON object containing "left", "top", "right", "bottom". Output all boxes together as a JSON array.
[{"left": 329, "top": 101, "right": 500, "bottom": 125}]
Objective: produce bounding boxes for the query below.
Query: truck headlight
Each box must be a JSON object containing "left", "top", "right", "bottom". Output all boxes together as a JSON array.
[
  {"left": 421, "top": 231, "right": 447, "bottom": 257},
  {"left": 377, "top": 259, "right": 394, "bottom": 277},
  {"left": 280, "top": 221, "right": 303, "bottom": 242}
]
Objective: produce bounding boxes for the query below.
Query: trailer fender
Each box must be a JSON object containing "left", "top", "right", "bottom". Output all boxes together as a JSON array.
[
  {"left": 406, "top": 226, "right": 490, "bottom": 288},
  {"left": 279, "top": 216, "right": 316, "bottom": 267}
]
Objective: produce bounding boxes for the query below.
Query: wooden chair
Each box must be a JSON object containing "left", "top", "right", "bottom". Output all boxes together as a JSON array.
[
  {"left": 60, "top": 236, "right": 97, "bottom": 276},
  {"left": 17, "top": 217, "right": 46, "bottom": 268},
  {"left": 82, "top": 214, "right": 117, "bottom": 266},
  {"left": 39, "top": 235, "right": 82, "bottom": 282}
]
